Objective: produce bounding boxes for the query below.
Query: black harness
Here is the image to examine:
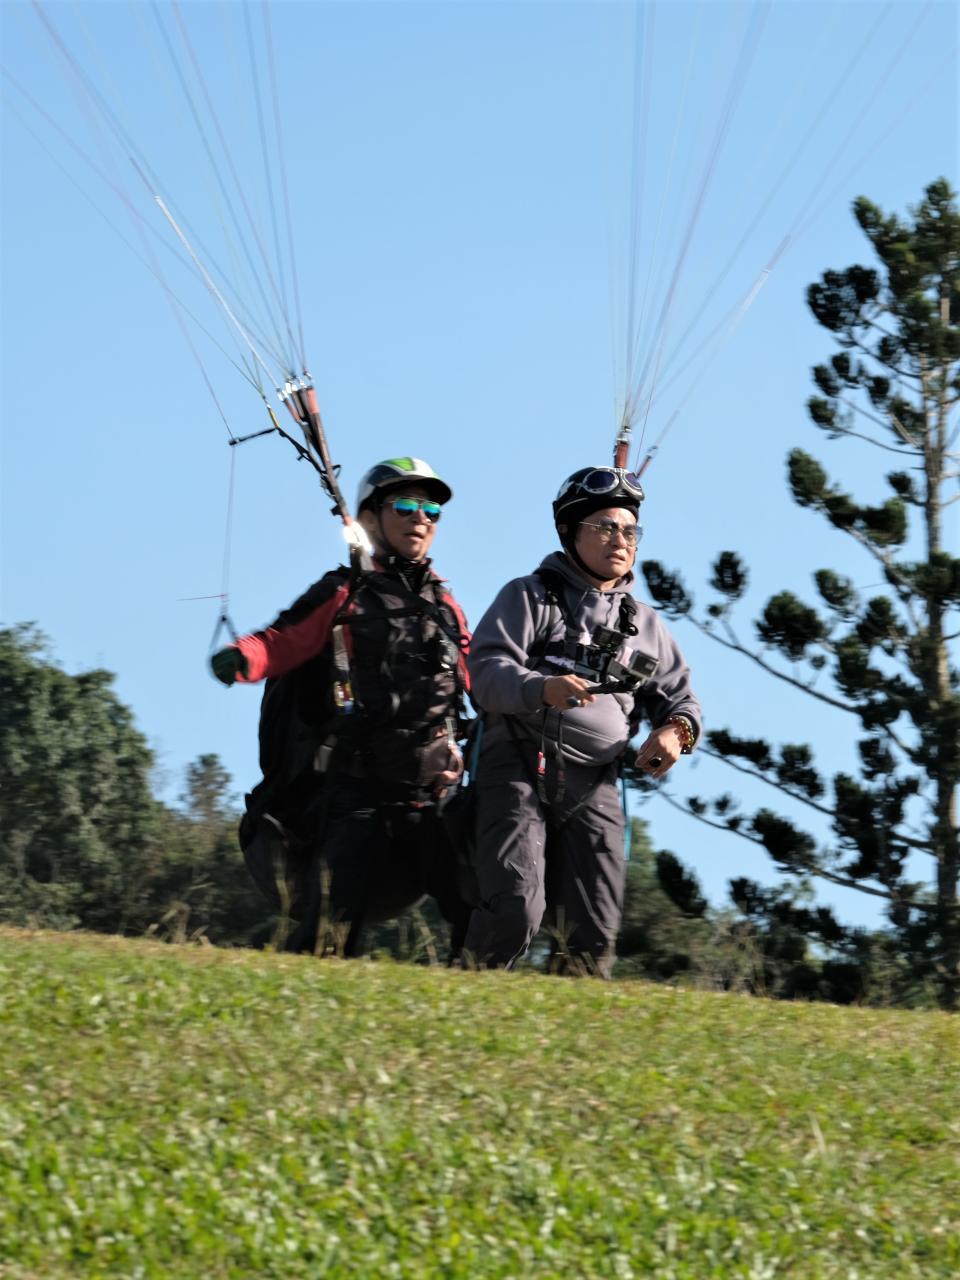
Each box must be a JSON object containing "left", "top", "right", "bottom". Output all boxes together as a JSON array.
[
  {"left": 316, "top": 568, "right": 469, "bottom": 802},
  {"left": 529, "top": 567, "right": 639, "bottom": 680}
]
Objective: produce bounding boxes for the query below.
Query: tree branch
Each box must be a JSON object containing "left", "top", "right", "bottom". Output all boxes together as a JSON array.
[
  {"left": 890, "top": 412, "right": 922, "bottom": 449},
  {"left": 690, "top": 613, "right": 857, "bottom": 714},
  {"left": 825, "top": 408, "right": 919, "bottom": 455},
  {"left": 845, "top": 334, "right": 923, "bottom": 383},
  {"left": 654, "top": 788, "right": 943, "bottom": 913},
  {"left": 691, "top": 611, "right": 916, "bottom": 758},
  {"left": 690, "top": 608, "right": 918, "bottom": 759},
  {"left": 861, "top": 315, "right": 899, "bottom": 342},
  {"left": 697, "top": 744, "right": 932, "bottom": 853},
  {"left": 837, "top": 526, "right": 921, "bottom": 628},
  {"left": 843, "top": 394, "right": 920, "bottom": 446}
]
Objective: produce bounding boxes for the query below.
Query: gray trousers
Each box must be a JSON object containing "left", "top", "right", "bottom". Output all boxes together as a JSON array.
[{"left": 463, "top": 739, "right": 625, "bottom": 976}]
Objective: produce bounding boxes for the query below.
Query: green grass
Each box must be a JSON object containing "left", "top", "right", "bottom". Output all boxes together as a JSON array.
[{"left": 0, "top": 929, "right": 957, "bottom": 1279}]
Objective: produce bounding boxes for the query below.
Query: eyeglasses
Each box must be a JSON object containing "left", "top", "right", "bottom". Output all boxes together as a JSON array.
[
  {"left": 389, "top": 497, "right": 442, "bottom": 522},
  {"left": 580, "top": 520, "right": 641, "bottom": 545}
]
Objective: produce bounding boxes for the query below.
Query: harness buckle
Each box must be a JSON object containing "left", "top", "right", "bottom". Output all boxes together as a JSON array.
[{"left": 333, "top": 679, "right": 354, "bottom": 712}]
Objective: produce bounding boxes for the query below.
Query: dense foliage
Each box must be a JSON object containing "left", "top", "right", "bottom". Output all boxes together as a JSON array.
[{"left": 0, "top": 625, "right": 264, "bottom": 945}]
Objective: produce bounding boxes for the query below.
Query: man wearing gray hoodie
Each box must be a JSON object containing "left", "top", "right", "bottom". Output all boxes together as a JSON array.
[{"left": 463, "top": 466, "right": 701, "bottom": 976}]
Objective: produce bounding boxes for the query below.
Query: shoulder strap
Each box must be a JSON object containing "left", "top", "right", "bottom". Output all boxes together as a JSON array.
[
  {"left": 527, "top": 569, "right": 573, "bottom": 662},
  {"left": 618, "top": 593, "right": 638, "bottom": 637},
  {"left": 333, "top": 572, "right": 459, "bottom": 638},
  {"left": 527, "top": 569, "right": 642, "bottom": 670},
  {"left": 535, "top": 567, "right": 573, "bottom": 623},
  {"left": 329, "top": 571, "right": 469, "bottom": 721}
]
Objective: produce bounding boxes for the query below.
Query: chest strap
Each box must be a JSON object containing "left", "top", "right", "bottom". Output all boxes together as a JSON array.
[
  {"left": 528, "top": 567, "right": 639, "bottom": 680},
  {"left": 328, "top": 574, "right": 466, "bottom": 719}
]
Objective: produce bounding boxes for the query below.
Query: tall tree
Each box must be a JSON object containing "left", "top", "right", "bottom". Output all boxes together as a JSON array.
[
  {"left": 633, "top": 179, "right": 960, "bottom": 1007},
  {"left": 0, "top": 624, "right": 163, "bottom": 932},
  {"left": 0, "top": 628, "right": 267, "bottom": 944}
]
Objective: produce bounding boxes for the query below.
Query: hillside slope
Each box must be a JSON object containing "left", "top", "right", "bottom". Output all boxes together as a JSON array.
[{"left": 1, "top": 928, "right": 957, "bottom": 1278}]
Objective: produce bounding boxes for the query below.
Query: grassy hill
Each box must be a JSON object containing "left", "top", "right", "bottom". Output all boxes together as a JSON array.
[{"left": 1, "top": 928, "right": 957, "bottom": 1279}]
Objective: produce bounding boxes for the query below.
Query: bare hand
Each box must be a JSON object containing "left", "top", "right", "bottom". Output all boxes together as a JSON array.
[
  {"left": 542, "top": 674, "right": 597, "bottom": 709},
  {"left": 634, "top": 724, "right": 685, "bottom": 780},
  {"left": 434, "top": 743, "right": 464, "bottom": 798}
]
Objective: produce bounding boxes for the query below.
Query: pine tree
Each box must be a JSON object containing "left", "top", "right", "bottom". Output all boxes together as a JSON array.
[
  {"left": 632, "top": 180, "right": 960, "bottom": 1007},
  {"left": 616, "top": 818, "right": 710, "bottom": 981}
]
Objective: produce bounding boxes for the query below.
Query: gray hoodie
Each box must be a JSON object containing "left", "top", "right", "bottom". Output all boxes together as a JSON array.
[{"left": 468, "top": 551, "right": 702, "bottom": 766}]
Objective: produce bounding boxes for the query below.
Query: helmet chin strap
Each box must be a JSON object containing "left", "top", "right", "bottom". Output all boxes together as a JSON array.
[
  {"left": 373, "top": 508, "right": 425, "bottom": 569},
  {"left": 561, "top": 529, "right": 609, "bottom": 586},
  {"left": 373, "top": 511, "right": 399, "bottom": 559}
]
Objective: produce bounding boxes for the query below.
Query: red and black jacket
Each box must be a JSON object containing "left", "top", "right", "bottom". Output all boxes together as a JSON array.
[{"left": 235, "top": 557, "right": 471, "bottom": 813}]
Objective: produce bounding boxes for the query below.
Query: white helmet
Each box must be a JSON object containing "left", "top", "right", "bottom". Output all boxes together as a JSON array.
[{"left": 355, "top": 457, "right": 453, "bottom": 513}]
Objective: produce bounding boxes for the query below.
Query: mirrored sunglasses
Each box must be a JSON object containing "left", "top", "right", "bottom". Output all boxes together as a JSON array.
[{"left": 389, "top": 497, "right": 442, "bottom": 522}]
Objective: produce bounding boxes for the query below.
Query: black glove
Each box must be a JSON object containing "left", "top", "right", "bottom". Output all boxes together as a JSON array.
[{"left": 210, "top": 647, "right": 248, "bottom": 686}]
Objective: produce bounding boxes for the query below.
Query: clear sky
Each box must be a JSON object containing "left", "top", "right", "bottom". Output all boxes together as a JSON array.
[{"left": 1, "top": 0, "right": 957, "bottom": 931}]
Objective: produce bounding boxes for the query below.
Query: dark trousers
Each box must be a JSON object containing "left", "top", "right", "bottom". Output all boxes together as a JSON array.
[
  {"left": 463, "top": 740, "right": 626, "bottom": 976},
  {"left": 286, "top": 775, "right": 472, "bottom": 959}
]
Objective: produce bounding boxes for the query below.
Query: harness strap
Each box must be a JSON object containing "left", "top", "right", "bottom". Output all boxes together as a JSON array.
[
  {"left": 529, "top": 568, "right": 638, "bottom": 670},
  {"left": 535, "top": 708, "right": 566, "bottom": 805},
  {"left": 327, "top": 572, "right": 468, "bottom": 725},
  {"left": 525, "top": 568, "right": 642, "bottom": 771},
  {"left": 527, "top": 568, "right": 566, "bottom": 662},
  {"left": 618, "top": 593, "right": 639, "bottom": 637},
  {"left": 330, "top": 619, "right": 354, "bottom": 712},
  {"left": 503, "top": 714, "right": 609, "bottom": 830},
  {"left": 331, "top": 582, "right": 462, "bottom": 644}
]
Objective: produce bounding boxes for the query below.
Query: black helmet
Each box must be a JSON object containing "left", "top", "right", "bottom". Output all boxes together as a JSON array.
[{"left": 553, "top": 466, "right": 645, "bottom": 530}]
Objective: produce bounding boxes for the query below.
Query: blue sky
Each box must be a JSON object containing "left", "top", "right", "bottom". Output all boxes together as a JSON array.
[{"left": 1, "top": 0, "right": 956, "bottom": 930}]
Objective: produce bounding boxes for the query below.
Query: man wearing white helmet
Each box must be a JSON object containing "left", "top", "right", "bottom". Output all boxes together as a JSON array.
[
  {"left": 463, "top": 465, "right": 701, "bottom": 976},
  {"left": 210, "top": 457, "right": 473, "bottom": 958}
]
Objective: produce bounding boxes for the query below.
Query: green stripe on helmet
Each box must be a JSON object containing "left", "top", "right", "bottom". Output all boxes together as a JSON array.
[{"left": 356, "top": 457, "right": 453, "bottom": 512}]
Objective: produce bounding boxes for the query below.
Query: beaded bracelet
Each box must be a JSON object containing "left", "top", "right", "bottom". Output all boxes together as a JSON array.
[{"left": 664, "top": 714, "right": 696, "bottom": 754}]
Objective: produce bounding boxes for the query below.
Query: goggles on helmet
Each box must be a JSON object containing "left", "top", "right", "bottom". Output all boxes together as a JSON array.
[{"left": 555, "top": 467, "right": 645, "bottom": 504}]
